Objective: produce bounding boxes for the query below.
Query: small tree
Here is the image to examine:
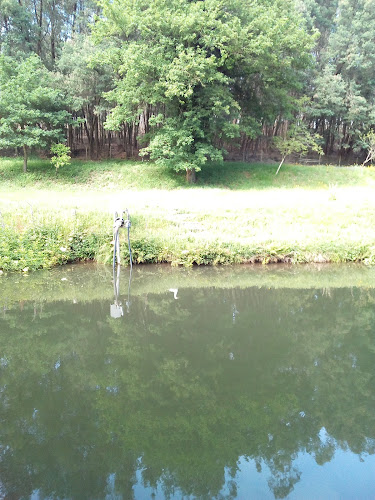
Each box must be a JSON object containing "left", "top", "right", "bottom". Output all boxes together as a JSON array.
[
  {"left": 0, "top": 55, "right": 70, "bottom": 172},
  {"left": 50, "top": 143, "right": 71, "bottom": 174},
  {"left": 274, "top": 124, "right": 323, "bottom": 175},
  {"left": 360, "top": 131, "right": 375, "bottom": 167}
]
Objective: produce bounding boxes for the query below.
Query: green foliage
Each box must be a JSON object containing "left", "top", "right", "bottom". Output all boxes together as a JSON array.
[
  {"left": 56, "top": 34, "right": 114, "bottom": 117},
  {"left": 295, "top": 0, "right": 338, "bottom": 58},
  {"left": 0, "top": 0, "right": 34, "bottom": 57},
  {"left": 360, "top": 130, "right": 375, "bottom": 167},
  {"left": 94, "top": 0, "right": 313, "bottom": 176},
  {"left": 0, "top": 209, "right": 110, "bottom": 271},
  {"left": 274, "top": 123, "right": 323, "bottom": 174},
  {"left": 0, "top": 55, "right": 70, "bottom": 170},
  {"left": 141, "top": 115, "right": 225, "bottom": 173},
  {"left": 302, "top": 0, "right": 375, "bottom": 155},
  {"left": 50, "top": 143, "right": 71, "bottom": 173},
  {"left": 0, "top": 0, "right": 99, "bottom": 65},
  {"left": 2, "top": 0, "right": 375, "bottom": 165}
]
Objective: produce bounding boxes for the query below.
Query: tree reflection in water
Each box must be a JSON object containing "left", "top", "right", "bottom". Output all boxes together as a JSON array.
[{"left": 1, "top": 275, "right": 375, "bottom": 499}]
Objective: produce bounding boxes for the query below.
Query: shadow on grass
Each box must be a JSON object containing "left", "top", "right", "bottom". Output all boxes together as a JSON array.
[
  {"left": 0, "top": 157, "right": 187, "bottom": 190},
  {"left": 0, "top": 157, "right": 93, "bottom": 186},
  {"left": 0, "top": 156, "right": 374, "bottom": 191},
  {"left": 198, "top": 161, "right": 375, "bottom": 190}
]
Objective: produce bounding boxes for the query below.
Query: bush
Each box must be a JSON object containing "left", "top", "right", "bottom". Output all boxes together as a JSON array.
[{"left": 50, "top": 144, "right": 71, "bottom": 174}]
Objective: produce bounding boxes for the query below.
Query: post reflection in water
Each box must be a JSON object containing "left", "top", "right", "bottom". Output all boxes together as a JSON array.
[
  {"left": 1, "top": 265, "right": 375, "bottom": 499},
  {"left": 111, "top": 264, "right": 132, "bottom": 318}
]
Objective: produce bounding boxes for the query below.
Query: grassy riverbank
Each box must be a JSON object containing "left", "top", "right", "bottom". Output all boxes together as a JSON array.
[{"left": 1, "top": 157, "right": 375, "bottom": 272}]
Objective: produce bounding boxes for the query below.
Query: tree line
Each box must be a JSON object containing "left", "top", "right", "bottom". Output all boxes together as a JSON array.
[{"left": 0, "top": 0, "right": 374, "bottom": 177}]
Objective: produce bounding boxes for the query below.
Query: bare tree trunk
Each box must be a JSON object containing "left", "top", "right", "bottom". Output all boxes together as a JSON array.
[
  {"left": 23, "top": 145, "right": 28, "bottom": 172},
  {"left": 275, "top": 155, "right": 286, "bottom": 176},
  {"left": 131, "top": 122, "right": 138, "bottom": 157},
  {"left": 83, "top": 106, "right": 96, "bottom": 159},
  {"left": 67, "top": 124, "right": 73, "bottom": 150},
  {"left": 50, "top": 0, "right": 56, "bottom": 64},
  {"left": 34, "top": 0, "right": 43, "bottom": 57},
  {"left": 71, "top": 1, "right": 77, "bottom": 33},
  {"left": 94, "top": 114, "right": 99, "bottom": 159},
  {"left": 108, "top": 131, "right": 112, "bottom": 157},
  {"left": 186, "top": 168, "right": 196, "bottom": 183}
]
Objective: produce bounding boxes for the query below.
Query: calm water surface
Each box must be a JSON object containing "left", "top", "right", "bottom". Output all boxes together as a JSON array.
[{"left": 1, "top": 264, "right": 375, "bottom": 499}]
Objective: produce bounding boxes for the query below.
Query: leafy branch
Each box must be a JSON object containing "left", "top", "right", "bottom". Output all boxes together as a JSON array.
[{"left": 274, "top": 124, "right": 323, "bottom": 175}]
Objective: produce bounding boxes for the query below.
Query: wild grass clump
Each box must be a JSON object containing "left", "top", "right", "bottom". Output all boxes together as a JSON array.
[{"left": 0, "top": 209, "right": 111, "bottom": 271}]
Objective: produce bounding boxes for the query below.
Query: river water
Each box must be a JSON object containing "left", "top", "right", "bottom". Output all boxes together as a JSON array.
[{"left": 1, "top": 264, "right": 375, "bottom": 499}]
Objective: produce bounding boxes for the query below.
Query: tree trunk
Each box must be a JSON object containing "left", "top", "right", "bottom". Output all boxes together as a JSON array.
[
  {"left": 71, "top": 2, "right": 77, "bottom": 33},
  {"left": 67, "top": 124, "right": 73, "bottom": 150},
  {"left": 51, "top": 29, "right": 56, "bottom": 63},
  {"left": 35, "top": 0, "right": 43, "bottom": 57},
  {"left": 186, "top": 168, "right": 196, "bottom": 183},
  {"left": 50, "top": 0, "right": 56, "bottom": 64},
  {"left": 94, "top": 114, "right": 99, "bottom": 159},
  {"left": 23, "top": 145, "right": 28, "bottom": 172},
  {"left": 83, "top": 107, "right": 96, "bottom": 160},
  {"left": 275, "top": 155, "right": 286, "bottom": 176}
]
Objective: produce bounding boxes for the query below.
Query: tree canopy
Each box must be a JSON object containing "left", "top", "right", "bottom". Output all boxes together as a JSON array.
[
  {"left": 0, "top": 0, "right": 375, "bottom": 174},
  {"left": 93, "top": 0, "right": 313, "bottom": 179},
  {"left": 0, "top": 54, "right": 70, "bottom": 171}
]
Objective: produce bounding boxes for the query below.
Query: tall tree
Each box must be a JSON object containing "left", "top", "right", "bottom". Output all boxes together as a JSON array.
[
  {"left": 93, "top": 0, "right": 313, "bottom": 181},
  {"left": 0, "top": 0, "right": 99, "bottom": 65},
  {"left": 0, "top": 0, "right": 34, "bottom": 56},
  {"left": 295, "top": 0, "right": 338, "bottom": 63}
]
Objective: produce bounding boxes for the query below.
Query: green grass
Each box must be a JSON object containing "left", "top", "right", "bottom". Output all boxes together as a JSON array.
[
  {"left": 2, "top": 156, "right": 375, "bottom": 191},
  {"left": 1, "top": 156, "right": 375, "bottom": 271}
]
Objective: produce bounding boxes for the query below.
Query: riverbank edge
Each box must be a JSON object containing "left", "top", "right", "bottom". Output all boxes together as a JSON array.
[{"left": 1, "top": 220, "right": 375, "bottom": 273}]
